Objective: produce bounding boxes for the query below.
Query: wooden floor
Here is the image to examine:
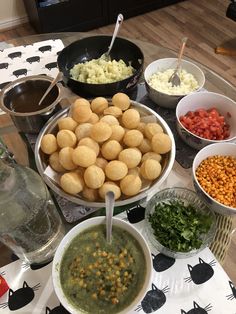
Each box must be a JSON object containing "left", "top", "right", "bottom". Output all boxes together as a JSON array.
[{"left": 0, "top": 0, "right": 235, "bottom": 282}]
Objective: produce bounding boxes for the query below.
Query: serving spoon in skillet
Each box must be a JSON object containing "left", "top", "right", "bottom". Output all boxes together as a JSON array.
[{"left": 100, "top": 13, "right": 124, "bottom": 61}]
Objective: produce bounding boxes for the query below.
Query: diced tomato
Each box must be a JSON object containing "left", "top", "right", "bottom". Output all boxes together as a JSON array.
[{"left": 180, "top": 107, "right": 230, "bottom": 140}]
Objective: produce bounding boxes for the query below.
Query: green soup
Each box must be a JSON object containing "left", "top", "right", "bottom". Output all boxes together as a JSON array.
[{"left": 60, "top": 224, "right": 147, "bottom": 314}]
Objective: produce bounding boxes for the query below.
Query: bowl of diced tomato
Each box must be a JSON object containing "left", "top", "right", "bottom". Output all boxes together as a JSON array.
[{"left": 176, "top": 91, "right": 236, "bottom": 150}]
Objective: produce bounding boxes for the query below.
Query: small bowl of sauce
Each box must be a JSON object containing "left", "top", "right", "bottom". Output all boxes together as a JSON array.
[{"left": 0, "top": 75, "right": 64, "bottom": 133}]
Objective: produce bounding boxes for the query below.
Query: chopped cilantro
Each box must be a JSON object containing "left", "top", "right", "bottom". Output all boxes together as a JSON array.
[{"left": 148, "top": 199, "right": 213, "bottom": 252}]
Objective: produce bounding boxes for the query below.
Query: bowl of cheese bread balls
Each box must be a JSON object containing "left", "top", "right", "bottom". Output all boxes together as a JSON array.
[{"left": 35, "top": 92, "right": 176, "bottom": 207}]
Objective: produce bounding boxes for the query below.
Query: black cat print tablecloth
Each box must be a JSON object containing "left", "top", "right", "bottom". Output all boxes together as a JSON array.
[{"left": 0, "top": 209, "right": 235, "bottom": 314}]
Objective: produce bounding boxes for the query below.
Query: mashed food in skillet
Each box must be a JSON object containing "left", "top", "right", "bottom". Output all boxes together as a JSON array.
[
  {"left": 60, "top": 224, "right": 146, "bottom": 314},
  {"left": 70, "top": 58, "right": 134, "bottom": 84}
]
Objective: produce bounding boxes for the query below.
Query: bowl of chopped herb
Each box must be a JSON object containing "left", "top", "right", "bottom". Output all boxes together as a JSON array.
[{"left": 144, "top": 187, "right": 216, "bottom": 258}]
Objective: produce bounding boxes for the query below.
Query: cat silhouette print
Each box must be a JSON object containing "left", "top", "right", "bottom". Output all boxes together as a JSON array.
[
  {"left": 46, "top": 303, "right": 70, "bottom": 314},
  {"left": 0, "top": 281, "right": 40, "bottom": 311},
  {"left": 181, "top": 301, "right": 212, "bottom": 314},
  {"left": 226, "top": 280, "right": 236, "bottom": 300},
  {"left": 184, "top": 258, "right": 216, "bottom": 285},
  {"left": 126, "top": 204, "right": 145, "bottom": 224},
  {"left": 152, "top": 253, "right": 175, "bottom": 272},
  {"left": 135, "top": 283, "right": 169, "bottom": 313}
]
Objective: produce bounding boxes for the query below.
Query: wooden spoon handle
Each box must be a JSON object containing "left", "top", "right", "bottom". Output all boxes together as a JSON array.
[{"left": 176, "top": 37, "right": 188, "bottom": 71}]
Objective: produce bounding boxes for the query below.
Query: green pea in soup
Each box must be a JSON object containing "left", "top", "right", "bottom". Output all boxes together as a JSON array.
[{"left": 60, "top": 224, "right": 147, "bottom": 314}]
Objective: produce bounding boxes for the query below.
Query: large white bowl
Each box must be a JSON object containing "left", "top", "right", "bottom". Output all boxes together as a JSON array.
[
  {"left": 176, "top": 91, "right": 236, "bottom": 150},
  {"left": 192, "top": 143, "right": 236, "bottom": 215},
  {"left": 144, "top": 58, "right": 205, "bottom": 109},
  {"left": 52, "top": 217, "right": 153, "bottom": 314}
]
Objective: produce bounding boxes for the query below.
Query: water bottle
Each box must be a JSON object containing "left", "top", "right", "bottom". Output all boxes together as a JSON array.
[{"left": 0, "top": 157, "right": 65, "bottom": 264}]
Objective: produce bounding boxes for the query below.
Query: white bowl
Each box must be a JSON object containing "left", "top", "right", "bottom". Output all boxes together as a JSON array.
[
  {"left": 192, "top": 143, "right": 236, "bottom": 215},
  {"left": 52, "top": 217, "right": 152, "bottom": 314},
  {"left": 176, "top": 91, "right": 236, "bottom": 150},
  {"left": 144, "top": 58, "right": 205, "bottom": 109}
]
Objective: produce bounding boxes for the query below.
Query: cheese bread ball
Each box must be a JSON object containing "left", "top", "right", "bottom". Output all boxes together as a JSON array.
[
  {"left": 72, "top": 103, "right": 92, "bottom": 123},
  {"left": 98, "top": 181, "right": 121, "bottom": 200},
  {"left": 109, "top": 125, "right": 125, "bottom": 142},
  {"left": 95, "top": 157, "right": 108, "bottom": 171},
  {"left": 87, "top": 112, "right": 99, "bottom": 124},
  {"left": 140, "top": 159, "right": 162, "bottom": 180},
  {"left": 101, "top": 140, "right": 122, "bottom": 160},
  {"left": 91, "top": 97, "right": 108, "bottom": 114},
  {"left": 136, "top": 122, "right": 146, "bottom": 134},
  {"left": 123, "top": 130, "right": 143, "bottom": 147},
  {"left": 78, "top": 137, "right": 100, "bottom": 156},
  {"left": 60, "top": 171, "right": 84, "bottom": 195},
  {"left": 57, "top": 129, "right": 77, "bottom": 148},
  {"left": 103, "top": 106, "right": 122, "bottom": 118},
  {"left": 82, "top": 186, "right": 98, "bottom": 202},
  {"left": 118, "top": 148, "right": 142, "bottom": 168},
  {"left": 142, "top": 152, "right": 162, "bottom": 163},
  {"left": 144, "top": 123, "right": 163, "bottom": 140},
  {"left": 120, "top": 174, "right": 142, "bottom": 196},
  {"left": 138, "top": 138, "right": 152, "bottom": 154},
  {"left": 49, "top": 151, "right": 66, "bottom": 172},
  {"left": 128, "top": 167, "right": 140, "bottom": 176},
  {"left": 152, "top": 133, "right": 172, "bottom": 154},
  {"left": 58, "top": 117, "right": 78, "bottom": 131},
  {"left": 90, "top": 122, "right": 112, "bottom": 143},
  {"left": 121, "top": 108, "right": 140, "bottom": 129},
  {"left": 100, "top": 115, "right": 119, "bottom": 126},
  {"left": 41, "top": 134, "right": 58, "bottom": 154},
  {"left": 75, "top": 123, "right": 92, "bottom": 141},
  {"left": 72, "top": 145, "right": 96, "bottom": 167},
  {"left": 84, "top": 165, "right": 105, "bottom": 189},
  {"left": 105, "top": 160, "right": 128, "bottom": 181},
  {"left": 112, "top": 92, "right": 130, "bottom": 111},
  {"left": 73, "top": 98, "right": 90, "bottom": 108},
  {"left": 59, "top": 147, "right": 77, "bottom": 170}
]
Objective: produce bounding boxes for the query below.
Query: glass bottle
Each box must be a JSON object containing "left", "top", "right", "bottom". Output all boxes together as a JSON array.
[{"left": 0, "top": 158, "right": 65, "bottom": 264}]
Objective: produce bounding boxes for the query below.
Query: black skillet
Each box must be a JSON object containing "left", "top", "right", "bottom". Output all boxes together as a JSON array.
[{"left": 57, "top": 35, "right": 144, "bottom": 97}]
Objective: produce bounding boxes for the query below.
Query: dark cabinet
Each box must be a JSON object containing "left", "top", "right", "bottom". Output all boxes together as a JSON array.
[{"left": 23, "top": 0, "right": 183, "bottom": 33}]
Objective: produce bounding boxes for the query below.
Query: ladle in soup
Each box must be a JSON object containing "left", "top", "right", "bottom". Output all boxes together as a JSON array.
[{"left": 105, "top": 191, "right": 115, "bottom": 244}]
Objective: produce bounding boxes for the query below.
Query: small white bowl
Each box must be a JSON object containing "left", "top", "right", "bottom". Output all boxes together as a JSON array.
[
  {"left": 192, "top": 143, "right": 236, "bottom": 215},
  {"left": 144, "top": 58, "right": 205, "bottom": 109},
  {"left": 52, "top": 217, "right": 152, "bottom": 314},
  {"left": 176, "top": 91, "right": 236, "bottom": 150}
]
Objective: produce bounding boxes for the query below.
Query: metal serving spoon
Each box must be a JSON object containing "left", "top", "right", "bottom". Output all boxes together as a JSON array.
[
  {"left": 168, "top": 37, "right": 188, "bottom": 87},
  {"left": 105, "top": 191, "right": 115, "bottom": 244},
  {"left": 38, "top": 71, "right": 63, "bottom": 106},
  {"left": 100, "top": 13, "right": 124, "bottom": 61}
]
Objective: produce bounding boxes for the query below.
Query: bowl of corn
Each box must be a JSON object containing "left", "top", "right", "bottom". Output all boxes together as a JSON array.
[{"left": 192, "top": 142, "right": 236, "bottom": 215}]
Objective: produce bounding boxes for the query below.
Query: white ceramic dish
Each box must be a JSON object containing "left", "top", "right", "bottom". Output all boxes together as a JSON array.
[
  {"left": 52, "top": 216, "right": 153, "bottom": 314},
  {"left": 144, "top": 58, "right": 205, "bottom": 109},
  {"left": 176, "top": 91, "right": 236, "bottom": 150},
  {"left": 192, "top": 142, "right": 236, "bottom": 215}
]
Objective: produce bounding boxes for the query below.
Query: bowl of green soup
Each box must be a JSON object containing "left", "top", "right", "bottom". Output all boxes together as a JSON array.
[{"left": 52, "top": 217, "right": 152, "bottom": 314}]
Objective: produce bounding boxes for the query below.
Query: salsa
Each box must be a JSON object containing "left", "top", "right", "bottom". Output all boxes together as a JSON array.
[{"left": 60, "top": 224, "right": 146, "bottom": 314}]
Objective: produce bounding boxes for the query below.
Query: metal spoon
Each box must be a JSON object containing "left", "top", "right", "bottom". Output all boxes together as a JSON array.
[
  {"left": 105, "top": 191, "right": 115, "bottom": 244},
  {"left": 38, "top": 71, "right": 63, "bottom": 106},
  {"left": 168, "top": 37, "right": 188, "bottom": 87},
  {"left": 100, "top": 13, "right": 124, "bottom": 61}
]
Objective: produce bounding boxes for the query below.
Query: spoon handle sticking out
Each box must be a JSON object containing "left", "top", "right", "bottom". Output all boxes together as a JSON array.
[
  {"left": 38, "top": 71, "right": 63, "bottom": 106},
  {"left": 106, "top": 13, "right": 124, "bottom": 57},
  {"left": 105, "top": 191, "right": 115, "bottom": 244},
  {"left": 176, "top": 37, "right": 188, "bottom": 73}
]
